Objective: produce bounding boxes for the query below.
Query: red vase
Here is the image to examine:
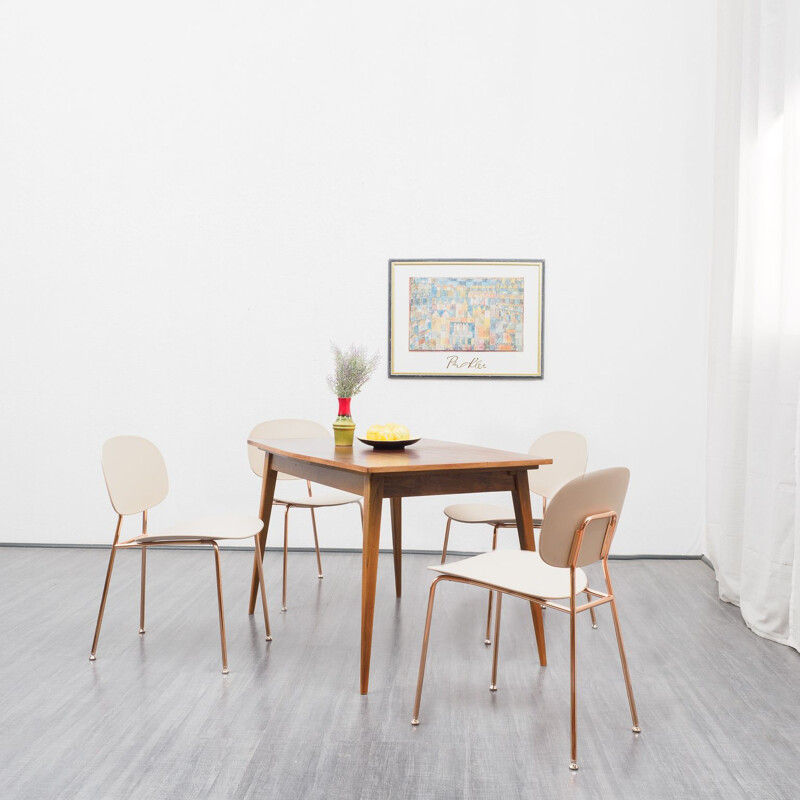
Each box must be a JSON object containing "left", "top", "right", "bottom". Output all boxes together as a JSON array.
[{"left": 333, "top": 397, "right": 355, "bottom": 446}]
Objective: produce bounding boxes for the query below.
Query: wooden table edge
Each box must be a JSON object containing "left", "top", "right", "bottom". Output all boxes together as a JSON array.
[{"left": 247, "top": 437, "right": 553, "bottom": 475}]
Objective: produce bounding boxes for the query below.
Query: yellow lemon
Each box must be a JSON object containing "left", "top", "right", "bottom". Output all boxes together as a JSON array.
[
  {"left": 390, "top": 424, "right": 410, "bottom": 439},
  {"left": 367, "top": 423, "right": 410, "bottom": 441}
]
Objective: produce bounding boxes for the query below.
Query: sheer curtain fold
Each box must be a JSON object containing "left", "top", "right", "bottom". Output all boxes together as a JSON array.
[{"left": 707, "top": 0, "right": 800, "bottom": 651}]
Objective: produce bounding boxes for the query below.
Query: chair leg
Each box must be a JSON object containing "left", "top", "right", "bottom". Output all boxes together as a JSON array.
[
  {"left": 440, "top": 518, "right": 451, "bottom": 564},
  {"left": 89, "top": 517, "right": 123, "bottom": 661},
  {"left": 484, "top": 525, "right": 499, "bottom": 645},
  {"left": 609, "top": 597, "right": 640, "bottom": 733},
  {"left": 282, "top": 506, "right": 290, "bottom": 611},
  {"left": 569, "top": 572, "right": 579, "bottom": 771},
  {"left": 485, "top": 591, "right": 494, "bottom": 646},
  {"left": 411, "top": 577, "right": 443, "bottom": 725},
  {"left": 211, "top": 543, "right": 229, "bottom": 674},
  {"left": 587, "top": 590, "right": 597, "bottom": 629},
  {"left": 603, "top": 560, "right": 640, "bottom": 732},
  {"left": 139, "top": 546, "right": 147, "bottom": 635},
  {"left": 309, "top": 508, "right": 323, "bottom": 579},
  {"left": 490, "top": 592, "right": 503, "bottom": 691},
  {"left": 253, "top": 535, "right": 272, "bottom": 642}
]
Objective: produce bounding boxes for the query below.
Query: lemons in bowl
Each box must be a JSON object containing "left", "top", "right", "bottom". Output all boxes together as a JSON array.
[{"left": 365, "top": 423, "right": 411, "bottom": 441}]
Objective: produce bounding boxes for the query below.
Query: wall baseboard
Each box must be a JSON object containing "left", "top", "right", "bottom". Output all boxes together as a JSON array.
[{"left": 0, "top": 542, "right": 708, "bottom": 559}]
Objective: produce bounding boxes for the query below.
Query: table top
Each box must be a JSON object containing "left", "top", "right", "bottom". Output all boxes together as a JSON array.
[{"left": 247, "top": 437, "right": 552, "bottom": 475}]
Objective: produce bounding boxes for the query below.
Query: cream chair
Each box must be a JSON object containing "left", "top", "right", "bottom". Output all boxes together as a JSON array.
[
  {"left": 248, "top": 419, "right": 364, "bottom": 611},
  {"left": 90, "top": 436, "right": 271, "bottom": 674},
  {"left": 411, "top": 467, "right": 640, "bottom": 771},
  {"left": 441, "top": 431, "right": 588, "bottom": 642}
]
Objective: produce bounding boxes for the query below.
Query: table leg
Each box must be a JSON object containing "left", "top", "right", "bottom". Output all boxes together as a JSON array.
[
  {"left": 390, "top": 497, "right": 402, "bottom": 598},
  {"left": 360, "top": 475, "right": 384, "bottom": 694},
  {"left": 249, "top": 453, "right": 278, "bottom": 615},
  {"left": 511, "top": 469, "right": 547, "bottom": 666}
]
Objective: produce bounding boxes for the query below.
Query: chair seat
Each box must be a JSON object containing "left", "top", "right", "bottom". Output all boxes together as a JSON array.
[
  {"left": 443, "top": 502, "right": 542, "bottom": 528},
  {"left": 133, "top": 514, "right": 264, "bottom": 543},
  {"left": 430, "top": 549, "right": 587, "bottom": 600},
  {"left": 273, "top": 489, "right": 361, "bottom": 509}
]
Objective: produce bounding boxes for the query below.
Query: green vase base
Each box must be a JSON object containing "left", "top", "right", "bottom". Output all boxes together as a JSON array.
[{"left": 333, "top": 417, "right": 355, "bottom": 447}]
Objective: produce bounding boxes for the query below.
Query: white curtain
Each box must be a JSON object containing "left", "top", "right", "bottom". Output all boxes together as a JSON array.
[{"left": 706, "top": 0, "right": 800, "bottom": 651}]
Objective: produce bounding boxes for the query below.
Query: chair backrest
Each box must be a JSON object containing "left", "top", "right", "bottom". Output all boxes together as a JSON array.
[
  {"left": 538, "top": 467, "right": 630, "bottom": 568},
  {"left": 248, "top": 419, "right": 330, "bottom": 480},
  {"left": 101, "top": 436, "right": 169, "bottom": 516},
  {"left": 528, "top": 431, "right": 588, "bottom": 499}
]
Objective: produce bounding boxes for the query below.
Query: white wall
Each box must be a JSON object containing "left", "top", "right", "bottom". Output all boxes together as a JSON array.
[{"left": 0, "top": 1, "right": 716, "bottom": 554}]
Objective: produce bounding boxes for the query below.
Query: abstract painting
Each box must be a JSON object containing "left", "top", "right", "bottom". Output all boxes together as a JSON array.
[
  {"left": 389, "top": 260, "right": 544, "bottom": 378},
  {"left": 408, "top": 276, "right": 525, "bottom": 352}
]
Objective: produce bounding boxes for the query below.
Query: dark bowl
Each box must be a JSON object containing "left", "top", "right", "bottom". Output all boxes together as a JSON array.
[{"left": 357, "top": 438, "right": 421, "bottom": 450}]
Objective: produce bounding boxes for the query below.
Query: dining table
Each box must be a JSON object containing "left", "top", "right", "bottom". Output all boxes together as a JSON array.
[{"left": 246, "top": 436, "right": 552, "bottom": 694}]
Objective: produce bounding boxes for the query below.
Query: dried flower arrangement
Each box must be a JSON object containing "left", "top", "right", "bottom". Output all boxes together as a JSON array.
[{"left": 326, "top": 343, "right": 380, "bottom": 399}]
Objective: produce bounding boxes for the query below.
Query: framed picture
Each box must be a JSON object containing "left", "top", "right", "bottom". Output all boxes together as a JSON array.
[{"left": 388, "top": 259, "right": 545, "bottom": 378}]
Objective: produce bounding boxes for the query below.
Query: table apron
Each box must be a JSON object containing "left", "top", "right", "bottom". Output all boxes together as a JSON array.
[
  {"left": 267, "top": 453, "right": 535, "bottom": 498},
  {"left": 270, "top": 454, "right": 366, "bottom": 495},
  {"left": 381, "top": 469, "right": 524, "bottom": 498}
]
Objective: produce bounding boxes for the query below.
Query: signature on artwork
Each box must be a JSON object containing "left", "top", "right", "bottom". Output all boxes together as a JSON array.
[{"left": 445, "top": 355, "right": 488, "bottom": 370}]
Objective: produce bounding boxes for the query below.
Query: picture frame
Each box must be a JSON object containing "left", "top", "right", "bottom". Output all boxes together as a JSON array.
[{"left": 388, "top": 259, "right": 545, "bottom": 379}]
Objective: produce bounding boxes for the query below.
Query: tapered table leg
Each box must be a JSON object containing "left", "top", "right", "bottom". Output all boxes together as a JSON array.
[
  {"left": 390, "top": 497, "right": 402, "bottom": 598},
  {"left": 360, "top": 476, "right": 384, "bottom": 694},
  {"left": 511, "top": 469, "right": 547, "bottom": 666},
  {"left": 249, "top": 453, "right": 278, "bottom": 615}
]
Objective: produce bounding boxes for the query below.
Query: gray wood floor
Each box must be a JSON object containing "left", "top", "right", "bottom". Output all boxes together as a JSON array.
[{"left": 1, "top": 545, "right": 798, "bottom": 799}]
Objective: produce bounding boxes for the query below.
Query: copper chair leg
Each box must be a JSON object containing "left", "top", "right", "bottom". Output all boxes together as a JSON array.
[
  {"left": 606, "top": 598, "right": 640, "bottom": 735},
  {"left": 310, "top": 508, "right": 323, "bottom": 579},
  {"left": 282, "top": 506, "right": 290, "bottom": 611},
  {"left": 490, "top": 592, "right": 503, "bottom": 691},
  {"left": 569, "top": 572, "right": 579, "bottom": 771},
  {"left": 603, "top": 561, "right": 640, "bottom": 732},
  {"left": 484, "top": 525, "right": 499, "bottom": 645},
  {"left": 412, "top": 577, "right": 443, "bottom": 725},
  {"left": 609, "top": 597, "right": 640, "bottom": 732},
  {"left": 253, "top": 535, "right": 272, "bottom": 641},
  {"left": 139, "top": 546, "right": 147, "bottom": 635},
  {"left": 587, "top": 590, "right": 597, "bottom": 629},
  {"left": 90, "top": 517, "right": 123, "bottom": 661},
  {"left": 441, "top": 518, "right": 451, "bottom": 564},
  {"left": 485, "top": 591, "right": 494, "bottom": 646},
  {"left": 212, "top": 543, "right": 229, "bottom": 674}
]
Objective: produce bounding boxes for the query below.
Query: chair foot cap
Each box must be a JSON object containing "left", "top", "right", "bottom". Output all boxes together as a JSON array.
[
  {"left": 266, "top": 635, "right": 273, "bottom": 642},
  {"left": 484, "top": 639, "right": 491, "bottom": 646},
  {"left": 139, "top": 629, "right": 146, "bottom": 635},
  {"left": 281, "top": 607, "right": 288, "bottom": 612},
  {"left": 591, "top": 623, "right": 598, "bottom": 629},
  {"left": 318, "top": 574, "right": 324, "bottom": 579},
  {"left": 222, "top": 667, "right": 229, "bottom": 675},
  {"left": 632, "top": 726, "right": 641, "bottom": 734},
  {"left": 411, "top": 719, "right": 419, "bottom": 726},
  {"left": 89, "top": 654, "right": 96, "bottom": 661},
  {"left": 569, "top": 762, "right": 579, "bottom": 771},
  {"left": 489, "top": 684, "right": 497, "bottom": 692}
]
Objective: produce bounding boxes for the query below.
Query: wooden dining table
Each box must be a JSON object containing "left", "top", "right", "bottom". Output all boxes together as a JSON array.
[{"left": 246, "top": 436, "right": 552, "bottom": 694}]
